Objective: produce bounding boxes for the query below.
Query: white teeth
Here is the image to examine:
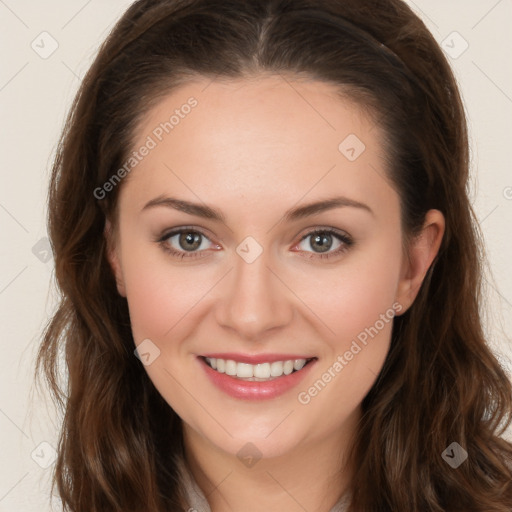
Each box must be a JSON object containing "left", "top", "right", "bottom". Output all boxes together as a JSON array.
[
  {"left": 293, "top": 359, "right": 306, "bottom": 371},
  {"left": 254, "top": 362, "right": 270, "bottom": 379},
  {"left": 270, "top": 361, "right": 283, "bottom": 376},
  {"left": 225, "top": 359, "right": 237, "bottom": 376},
  {"left": 237, "top": 362, "right": 254, "bottom": 378},
  {"left": 283, "top": 360, "right": 294, "bottom": 375},
  {"left": 204, "top": 357, "right": 310, "bottom": 380}
]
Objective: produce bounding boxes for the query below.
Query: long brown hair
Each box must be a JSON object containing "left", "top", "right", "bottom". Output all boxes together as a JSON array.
[{"left": 35, "top": 0, "right": 512, "bottom": 510}]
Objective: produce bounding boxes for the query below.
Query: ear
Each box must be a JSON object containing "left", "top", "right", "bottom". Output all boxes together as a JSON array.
[
  {"left": 104, "top": 218, "right": 127, "bottom": 297},
  {"left": 395, "top": 209, "right": 445, "bottom": 314}
]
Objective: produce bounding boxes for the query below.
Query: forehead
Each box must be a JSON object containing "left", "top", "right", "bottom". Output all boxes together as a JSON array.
[
  {"left": 133, "top": 74, "right": 374, "bottom": 157},
  {"left": 121, "top": 75, "right": 396, "bottom": 220}
]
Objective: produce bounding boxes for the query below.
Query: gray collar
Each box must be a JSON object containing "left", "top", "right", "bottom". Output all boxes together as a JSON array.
[{"left": 177, "top": 456, "right": 351, "bottom": 512}]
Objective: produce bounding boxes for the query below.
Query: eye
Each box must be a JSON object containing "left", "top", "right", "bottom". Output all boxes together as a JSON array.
[
  {"left": 294, "top": 228, "right": 353, "bottom": 260},
  {"left": 157, "top": 226, "right": 353, "bottom": 261},
  {"left": 157, "top": 228, "right": 219, "bottom": 260}
]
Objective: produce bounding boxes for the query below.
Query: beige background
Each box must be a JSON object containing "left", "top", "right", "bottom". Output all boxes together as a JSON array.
[{"left": 0, "top": 0, "right": 511, "bottom": 510}]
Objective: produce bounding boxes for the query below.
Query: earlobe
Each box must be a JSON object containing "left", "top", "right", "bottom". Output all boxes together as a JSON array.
[
  {"left": 395, "top": 209, "right": 445, "bottom": 314},
  {"left": 104, "top": 219, "right": 127, "bottom": 297}
]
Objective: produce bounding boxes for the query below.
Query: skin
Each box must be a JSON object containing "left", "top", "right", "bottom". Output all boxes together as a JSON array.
[{"left": 105, "top": 74, "right": 445, "bottom": 512}]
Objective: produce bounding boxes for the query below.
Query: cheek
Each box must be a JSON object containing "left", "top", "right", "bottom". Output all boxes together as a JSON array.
[
  {"left": 294, "top": 264, "right": 400, "bottom": 433},
  {"left": 119, "top": 243, "right": 210, "bottom": 344},
  {"left": 290, "top": 235, "right": 402, "bottom": 417},
  {"left": 291, "top": 236, "right": 403, "bottom": 351}
]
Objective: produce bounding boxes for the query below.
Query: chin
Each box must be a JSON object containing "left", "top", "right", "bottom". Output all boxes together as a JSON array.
[{"left": 187, "top": 412, "right": 307, "bottom": 462}]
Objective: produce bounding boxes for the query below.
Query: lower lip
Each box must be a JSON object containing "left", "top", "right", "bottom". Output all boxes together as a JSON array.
[{"left": 199, "top": 357, "right": 317, "bottom": 400}]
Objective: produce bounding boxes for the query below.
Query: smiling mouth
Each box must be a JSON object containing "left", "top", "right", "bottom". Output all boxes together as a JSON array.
[{"left": 202, "top": 356, "right": 316, "bottom": 381}]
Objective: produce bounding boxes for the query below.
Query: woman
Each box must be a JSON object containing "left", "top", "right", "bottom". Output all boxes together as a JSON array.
[{"left": 36, "top": 0, "right": 512, "bottom": 510}]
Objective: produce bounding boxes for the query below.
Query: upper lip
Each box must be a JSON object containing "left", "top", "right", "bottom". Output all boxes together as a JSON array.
[{"left": 200, "top": 353, "right": 316, "bottom": 364}]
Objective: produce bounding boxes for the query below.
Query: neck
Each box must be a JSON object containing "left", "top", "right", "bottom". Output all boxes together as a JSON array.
[{"left": 182, "top": 407, "right": 360, "bottom": 512}]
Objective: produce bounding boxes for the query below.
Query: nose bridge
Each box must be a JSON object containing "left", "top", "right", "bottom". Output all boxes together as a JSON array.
[{"left": 215, "top": 240, "right": 293, "bottom": 339}]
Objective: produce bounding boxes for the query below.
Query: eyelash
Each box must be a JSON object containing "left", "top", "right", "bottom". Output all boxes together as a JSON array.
[{"left": 156, "top": 226, "right": 354, "bottom": 261}]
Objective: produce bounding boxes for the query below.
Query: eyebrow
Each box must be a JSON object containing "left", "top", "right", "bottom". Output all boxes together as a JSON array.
[{"left": 141, "top": 194, "right": 374, "bottom": 222}]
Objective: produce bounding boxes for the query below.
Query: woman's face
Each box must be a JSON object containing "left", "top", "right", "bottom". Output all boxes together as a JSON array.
[{"left": 106, "top": 75, "right": 439, "bottom": 460}]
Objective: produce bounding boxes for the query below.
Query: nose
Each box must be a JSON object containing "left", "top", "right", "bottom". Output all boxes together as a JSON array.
[{"left": 215, "top": 248, "right": 294, "bottom": 341}]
